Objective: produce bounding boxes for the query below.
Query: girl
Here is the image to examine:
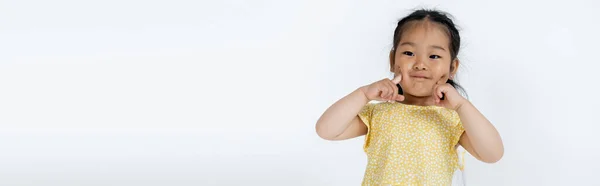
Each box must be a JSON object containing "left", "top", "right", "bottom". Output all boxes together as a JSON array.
[{"left": 315, "top": 9, "right": 504, "bottom": 185}]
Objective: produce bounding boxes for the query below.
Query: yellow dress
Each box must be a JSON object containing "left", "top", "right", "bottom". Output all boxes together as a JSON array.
[{"left": 358, "top": 102, "right": 465, "bottom": 185}]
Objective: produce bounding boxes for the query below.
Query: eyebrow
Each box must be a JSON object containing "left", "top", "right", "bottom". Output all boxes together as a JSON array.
[{"left": 399, "top": 42, "right": 447, "bottom": 51}]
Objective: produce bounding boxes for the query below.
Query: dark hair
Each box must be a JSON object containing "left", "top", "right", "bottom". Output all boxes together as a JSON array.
[{"left": 391, "top": 9, "right": 467, "bottom": 97}]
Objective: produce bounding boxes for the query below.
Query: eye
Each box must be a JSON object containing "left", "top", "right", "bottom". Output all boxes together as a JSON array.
[
  {"left": 429, "top": 55, "right": 441, "bottom": 59},
  {"left": 402, "top": 51, "right": 414, "bottom": 56}
]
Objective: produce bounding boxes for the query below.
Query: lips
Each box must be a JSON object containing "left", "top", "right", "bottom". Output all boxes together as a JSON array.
[{"left": 409, "top": 73, "right": 430, "bottom": 79}]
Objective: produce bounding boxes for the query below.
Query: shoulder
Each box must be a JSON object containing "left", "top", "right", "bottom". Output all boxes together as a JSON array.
[
  {"left": 363, "top": 101, "right": 407, "bottom": 113},
  {"left": 362, "top": 101, "right": 388, "bottom": 111},
  {"left": 359, "top": 101, "right": 401, "bottom": 118},
  {"left": 430, "top": 107, "right": 462, "bottom": 128}
]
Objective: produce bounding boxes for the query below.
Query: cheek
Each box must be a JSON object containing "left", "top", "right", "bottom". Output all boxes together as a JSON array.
[
  {"left": 431, "top": 64, "right": 451, "bottom": 79},
  {"left": 393, "top": 58, "right": 411, "bottom": 72},
  {"left": 393, "top": 64, "right": 410, "bottom": 75}
]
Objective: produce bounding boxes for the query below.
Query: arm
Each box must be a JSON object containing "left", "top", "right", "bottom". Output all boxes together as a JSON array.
[
  {"left": 456, "top": 101, "right": 504, "bottom": 163},
  {"left": 315, "top": 88, "right": 370, "bottom": 140},
  {"left": 316, "top": 76, "right": 404, "bottom": 141}
]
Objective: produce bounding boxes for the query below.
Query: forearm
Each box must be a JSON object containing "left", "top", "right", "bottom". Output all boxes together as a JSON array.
[
  {"left": 457, "top": 101, "right": 504, "bottom": 162},
  {"left": 316, "top": 87, "right": 370, "bottom": 139}
]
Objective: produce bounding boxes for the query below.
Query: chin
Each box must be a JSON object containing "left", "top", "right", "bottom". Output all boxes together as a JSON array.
[{"left": 403, "top": 84, "right": 434, "bottom": 97}]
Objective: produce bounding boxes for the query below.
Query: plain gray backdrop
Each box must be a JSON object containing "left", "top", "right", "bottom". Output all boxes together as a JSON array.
[{"left": 1, "top": 0, "right": 599, "bottom": 185}]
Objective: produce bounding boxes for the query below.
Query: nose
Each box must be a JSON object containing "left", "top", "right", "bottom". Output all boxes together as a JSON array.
[
  {"left": 413, "top": 54, "right": 428, "bottom": 70},
  {"left": 413, "top": 61, "right": 427, "bottom": 70}
]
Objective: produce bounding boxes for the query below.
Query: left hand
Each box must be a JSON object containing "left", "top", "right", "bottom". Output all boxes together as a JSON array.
[{"left": 432, "top": 83, "right": 468, "bottom": 110}]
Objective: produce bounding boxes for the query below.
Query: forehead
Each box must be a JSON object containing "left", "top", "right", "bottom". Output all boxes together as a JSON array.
[{"left": 399, "top": 21, "right": 450, "bottom": 48}]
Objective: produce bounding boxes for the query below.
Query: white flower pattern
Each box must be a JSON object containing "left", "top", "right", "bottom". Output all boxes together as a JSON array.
[{"left": 359, "top": 102, "right": 465, "bottom": 185}]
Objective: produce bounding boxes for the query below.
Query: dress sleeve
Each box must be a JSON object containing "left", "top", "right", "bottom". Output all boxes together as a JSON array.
[
  {"left": 358, "top": 103, "right": 376, "bottom": 152},
  {"left": 452, "top": 113, "right": 466, "bottom": 147}
]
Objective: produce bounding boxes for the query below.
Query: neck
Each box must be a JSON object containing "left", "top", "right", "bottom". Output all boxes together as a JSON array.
[{"left": 399, "top": 94, "right": 436, "bottom": 106}]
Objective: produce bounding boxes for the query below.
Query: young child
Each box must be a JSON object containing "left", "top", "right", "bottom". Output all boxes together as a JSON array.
[{"left": 315, "top": 9, "right": 504, "bottom": 185}]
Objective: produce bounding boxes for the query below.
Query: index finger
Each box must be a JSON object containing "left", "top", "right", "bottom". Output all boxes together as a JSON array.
[{"left": 391, "top": 74, "right": 402, "bottom": 84}]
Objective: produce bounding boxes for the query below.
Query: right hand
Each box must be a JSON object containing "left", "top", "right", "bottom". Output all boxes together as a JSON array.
[{"left": 360, "top": 75, "right": 405, "bottom": 102}]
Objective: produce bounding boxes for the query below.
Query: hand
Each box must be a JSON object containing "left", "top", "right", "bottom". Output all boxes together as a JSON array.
[
  {"left": 432, "top": 83, "right": 467, "bottom": 110},
  {"left": 360, "top": 75, "right": 405, "bottom": 102}
]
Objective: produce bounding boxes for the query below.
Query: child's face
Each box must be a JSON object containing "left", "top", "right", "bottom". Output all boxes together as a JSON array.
[{"left": 391, "top": 21, "right": 458, "bottom": 98}]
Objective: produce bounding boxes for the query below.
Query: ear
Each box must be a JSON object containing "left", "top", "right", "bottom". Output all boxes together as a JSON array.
[
  {"left": 449, "top": 58, "right": 460, "bottom": 79},
  {"left": 389, "top": 49, "right": 395, "bottom": 72}
]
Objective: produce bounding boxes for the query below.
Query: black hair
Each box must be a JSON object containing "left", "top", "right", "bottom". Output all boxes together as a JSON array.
[{"left": 391, "top": 9, "right": 467, "bottom": 97}]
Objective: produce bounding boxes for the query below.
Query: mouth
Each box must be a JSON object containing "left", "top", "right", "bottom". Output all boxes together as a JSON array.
[{"left": 410, "top": 75, "right": 430, "bottom": 79}]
